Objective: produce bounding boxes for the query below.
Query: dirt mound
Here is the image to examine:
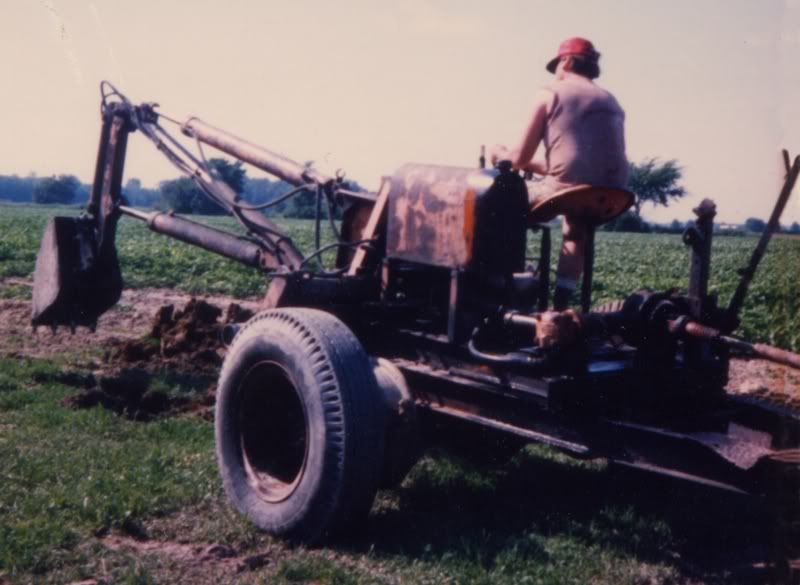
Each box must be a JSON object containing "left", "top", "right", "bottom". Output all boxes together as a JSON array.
[
  {"left": 0, "top": 281, "right": 260, "bottom": 365},
  {"left": 728, "top": 357, "right": 800, "bottom": 413},
  {"left": 108, "top": 299, "right": 254, "bottom": 371},
  {"left": 56, "top": 299, "right": 258, "bottom": 422}
]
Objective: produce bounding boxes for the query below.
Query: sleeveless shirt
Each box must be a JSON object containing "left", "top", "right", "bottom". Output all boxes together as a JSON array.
[{"left": 540, "top": 76, "right": 627, "bottom": 191}]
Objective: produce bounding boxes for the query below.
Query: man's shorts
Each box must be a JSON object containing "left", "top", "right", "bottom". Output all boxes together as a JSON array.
[{"left": 525, "top": 176, "right": 571, "bottom": 205}]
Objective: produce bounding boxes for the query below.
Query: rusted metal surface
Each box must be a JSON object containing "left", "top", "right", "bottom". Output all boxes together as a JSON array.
[
  {"left": 88, "top": 104, "right": 131, "bottom": 259},
  {"left": 346, "top": 178, "right": 391, "bottom": 276},
  {"left": 30, "top": 216, "right": 123, "bottom": 330},
  {"left": 386, "top": 164, "right": 527, "bottom": 274},
  {"left": 750, "top": 343, "right": 800, "bottom": 370},
  {"left": 32, "top": 104, "right": 129, "bottom": 329},
  {"left": 670, "top": 319, "right": 800, "bottom": 370},
  {"left": 387, "top": 164, "right": 485, "bottom": 268}
]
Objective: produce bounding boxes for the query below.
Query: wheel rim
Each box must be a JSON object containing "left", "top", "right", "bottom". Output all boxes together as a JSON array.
[{"left": 238, "top": 361, "right": 308, "bottom": 503}]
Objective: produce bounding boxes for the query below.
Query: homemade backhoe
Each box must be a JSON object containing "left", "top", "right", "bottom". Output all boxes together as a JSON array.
[{"left": 32, "top": 84, "right": 800, "bottom": 547}]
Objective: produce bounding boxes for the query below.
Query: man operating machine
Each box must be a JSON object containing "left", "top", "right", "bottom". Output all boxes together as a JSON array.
[{"left": 490, "top": 37, "right": 630, "bottom": 310}]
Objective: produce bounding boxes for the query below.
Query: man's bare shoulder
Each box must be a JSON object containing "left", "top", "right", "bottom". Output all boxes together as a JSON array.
[{"left": 532, "top": 87, "right": 556, "bottom": 114}]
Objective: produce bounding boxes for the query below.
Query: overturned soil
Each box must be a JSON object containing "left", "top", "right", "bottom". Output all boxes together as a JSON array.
[
  {"left": 107, "top": 297, "right": 256, "bottom": 372},
  {"left": 727, "top": 357, "right": 800, "bottom": 413},
  {"left": 0, "top": 280, "right": 260, "bottom": 365},
  {"left": 57, "top": 298, "right": 257, "bottom": 421},
  {"left": 0, "top": 279, "right": 260, "bottom": 421}
]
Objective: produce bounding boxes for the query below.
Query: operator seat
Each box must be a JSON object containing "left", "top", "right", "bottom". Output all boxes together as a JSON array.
[{"left": 528, "top": 184, "right": 634, "bottom": 226}]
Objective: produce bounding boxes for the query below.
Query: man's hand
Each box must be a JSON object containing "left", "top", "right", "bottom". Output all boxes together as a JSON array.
[{"left": 489, "top": 144, "right": 548, "bottom": 176}]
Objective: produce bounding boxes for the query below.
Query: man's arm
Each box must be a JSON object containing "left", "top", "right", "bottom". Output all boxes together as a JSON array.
[{"left": 490, "top": 89, "right": 553, "bottom": 174}]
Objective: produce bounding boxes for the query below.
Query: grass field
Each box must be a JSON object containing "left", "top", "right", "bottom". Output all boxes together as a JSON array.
[
  {"left": 0, "top": 356, "right": 772, "bottom": 584},
  {"left": 2, "top": 203, "right": 798, "bottom": 349},
  {"left": 0, "top": 202, "right": 796, "bottom": 583}
]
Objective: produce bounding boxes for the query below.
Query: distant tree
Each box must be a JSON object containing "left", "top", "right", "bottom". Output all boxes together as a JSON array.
[
  {"left": 601, "top": 210, "right": 651, "bottom": 233},
  {"left": 158, "top": 158, "right": 246, "bottom": 215},
  {"left": 279, "top": 178, "right": 364, "bottom": 219},
  {"left": 669, "top": 219, "right": 684, "bottom": 233},
  {"left": 627, "top": 158, "right": 687, "bottom": 216},
  {"left": 125, "top": 177, "right": 142, "bottom": 197},
  {"left": 744, "top": 217, "right": 767, "bottom": 233},
  {"left": 32, "top": 174, "right": 81, "bottom": 204},
  {"left": 211, "top": 158, "right": 246, "bottom": 195},
  {"left": 123, "top": 177, "right": 160, "bottom": 208},
  {"left": 789, "top": 222, "right": 800, "bottom": 234},
  {"left": 241, "top": 178, "right": 288, "bottom": 215},
  {"left": 283, "top": 189, "right": 319, "bottom": 219},
  {"left": 239, "top": 175, "right": 364, "bottom": 219},
  {"left": 159, "top": 177, "right": 220, "bottom": 214},
  {"left": 0, "top": 174, "right": 37, "bottom": 202}
]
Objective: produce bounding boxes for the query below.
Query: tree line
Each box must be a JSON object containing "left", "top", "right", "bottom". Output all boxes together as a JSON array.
[
  {"left": 0, "top": 174, "right": 90, "bottom": 205},
  {"left": 0, "top": 159, "right": 349, "bottom": 219},
  {"left": 2, "top": 159, "right": 799, "bottom": 232}
]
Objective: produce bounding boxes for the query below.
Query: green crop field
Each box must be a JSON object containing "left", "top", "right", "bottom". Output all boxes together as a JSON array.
[
  {"left": 2, "top": 203, "right": 798, "bottom": 350},
  {"left": 0, "top": 202, "right": 797, "bottom": 583}
]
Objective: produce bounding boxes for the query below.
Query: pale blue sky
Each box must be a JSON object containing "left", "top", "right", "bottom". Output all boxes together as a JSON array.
[{"left": 2, "top": 0, "right": 799, "bottom": 223}]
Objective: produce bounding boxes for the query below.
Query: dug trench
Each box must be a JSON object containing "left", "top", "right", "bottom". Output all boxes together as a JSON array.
[{"left": 46, "top": 298, "right": 257, "bottom": 422}]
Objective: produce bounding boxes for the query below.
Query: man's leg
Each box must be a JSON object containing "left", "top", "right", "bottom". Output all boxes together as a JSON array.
[
  {"left": 525, "top": 179, "right": 587, "bottom": 311},
  {"left": 553, "top": 216, "right": 586, "bottom": 311}
]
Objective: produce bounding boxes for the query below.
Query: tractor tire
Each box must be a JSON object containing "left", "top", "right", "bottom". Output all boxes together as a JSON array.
[{"left": 215, "top": 308, "right": 385, "bottom": 543}]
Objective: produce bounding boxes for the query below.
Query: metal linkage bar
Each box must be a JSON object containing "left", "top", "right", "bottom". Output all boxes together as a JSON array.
[{"left": 726, "top": 153, "right": 800, "bottom": 328}]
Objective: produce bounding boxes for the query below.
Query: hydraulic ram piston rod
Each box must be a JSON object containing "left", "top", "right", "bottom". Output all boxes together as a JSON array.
[
  {"left": 119, "top": 206, "right": 263, "bottom": 269},
  {"left": 181, "top": 118, "right": 376, "bottom": 203},
  {"left": 182, "top": 118, "right": 332, "bottom": 188}
]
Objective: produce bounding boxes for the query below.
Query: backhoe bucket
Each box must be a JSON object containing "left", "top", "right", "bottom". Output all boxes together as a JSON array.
[{"left": 31, "top": 216, "right": 122, "bottom": 330}]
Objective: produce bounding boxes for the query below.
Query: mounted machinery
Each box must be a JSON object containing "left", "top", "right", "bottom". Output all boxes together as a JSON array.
[{"left": 32, "top": 84, "right": 800, "bottom": 547}]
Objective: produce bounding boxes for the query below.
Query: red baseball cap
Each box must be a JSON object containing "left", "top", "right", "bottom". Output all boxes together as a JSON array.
[{"left": 546, "top": 37, "right": 600, "bottom": 73}]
